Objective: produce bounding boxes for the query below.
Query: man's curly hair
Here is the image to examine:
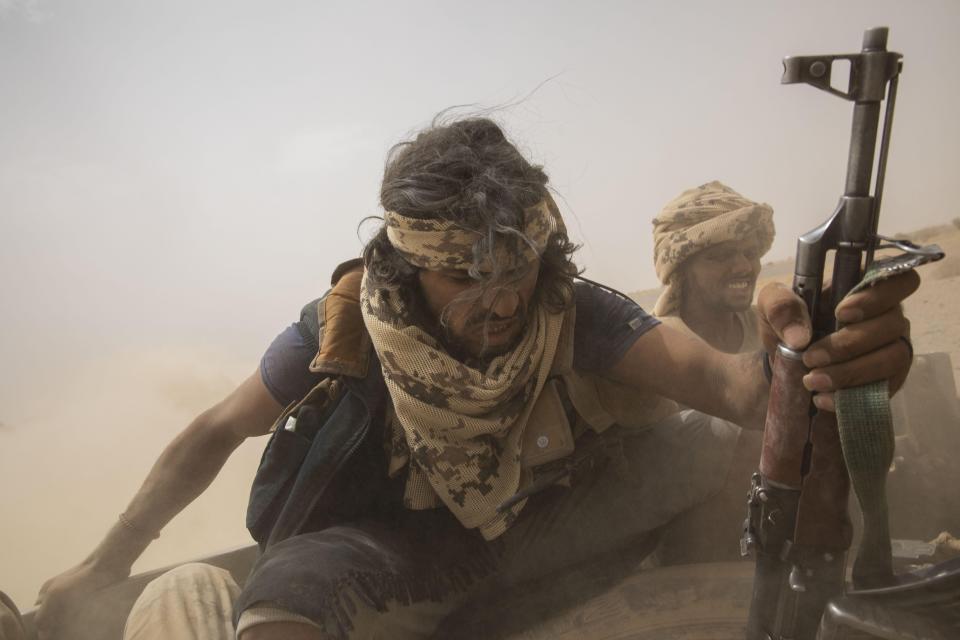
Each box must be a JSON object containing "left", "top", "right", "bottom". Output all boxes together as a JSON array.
[{"left": 363, "top": 117, "right": 580, "bottom": 314}]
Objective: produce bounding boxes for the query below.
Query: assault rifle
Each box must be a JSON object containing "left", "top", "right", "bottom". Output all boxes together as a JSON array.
[{"left": 740, "top": 27, "right": 946, "bottom": 640}]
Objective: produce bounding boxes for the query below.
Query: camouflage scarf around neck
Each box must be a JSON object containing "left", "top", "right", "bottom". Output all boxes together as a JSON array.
[{"left": 361, "top": 201, "right": 566, "bottom": 540}]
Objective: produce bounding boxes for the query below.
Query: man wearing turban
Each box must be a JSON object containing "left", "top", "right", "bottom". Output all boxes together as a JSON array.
[
  {"left": 649, "top": 181, "right": 774, "bottom": 565},
  {"left": 652, "top": 180, "right": 775, "bottom": 354}
]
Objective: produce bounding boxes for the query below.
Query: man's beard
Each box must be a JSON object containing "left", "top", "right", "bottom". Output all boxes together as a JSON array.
[
  {"left": 406, "top": 282, "right": 539, "bottom": 368},
  {"left": 444, "top": 297, "right": 533, "bottom": 368}
]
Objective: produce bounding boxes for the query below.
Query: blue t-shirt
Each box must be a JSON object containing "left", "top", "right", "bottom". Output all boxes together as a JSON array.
[{"left": 260, "top": 281, "right": 659, "bottom": 406}]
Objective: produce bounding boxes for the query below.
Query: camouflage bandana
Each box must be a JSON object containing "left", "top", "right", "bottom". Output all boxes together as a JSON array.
[
  {"left": 652, "top": 181, "right": 774, "bottom": 316},
  {"left": 361, "top": 204, "right": 568, "bottom": 540},
  {"left": 384, "top": 199, "right": 561, "bottom": 272}
]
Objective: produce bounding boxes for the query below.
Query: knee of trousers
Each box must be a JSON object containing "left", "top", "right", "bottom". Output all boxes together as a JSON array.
[
  {"left": 124, "top": 563, "right": 241, "bottom": 640},
  {"left": 618, "top": 410, "right": 742, "bottom": 516},
  {"left": 138, "top": 563, "right": 240, "bottom": 601}
]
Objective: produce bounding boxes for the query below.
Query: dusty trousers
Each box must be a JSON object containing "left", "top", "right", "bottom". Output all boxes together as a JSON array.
[{"left": 123, "top": 410, "right": 741, "bottom": 640}]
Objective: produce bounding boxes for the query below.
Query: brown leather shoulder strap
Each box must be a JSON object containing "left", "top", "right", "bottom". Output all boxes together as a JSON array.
[
  {"left": 309, "top": 261, "right": 369, "bottom": 377},
  {"left": 330, "top": 257, "right": 364, "bottom": 286}
]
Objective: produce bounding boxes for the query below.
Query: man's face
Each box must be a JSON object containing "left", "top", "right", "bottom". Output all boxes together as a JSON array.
[
  {"left": 683, "top": 238, "right": 762, "bottom": 312},
  {"left": 417, "top": 264, "right": 540, "bottom": 361}
]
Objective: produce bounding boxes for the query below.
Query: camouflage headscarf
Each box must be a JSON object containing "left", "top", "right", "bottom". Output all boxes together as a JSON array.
[
  {"left": 362, "top": 200, "right": 566, "bottom": 540},
  {"left": 652, "top": 181, "right": 774, "bottom": 316},
  {"left": 384, "top": 199, "right": 560, "bottom": 272}
]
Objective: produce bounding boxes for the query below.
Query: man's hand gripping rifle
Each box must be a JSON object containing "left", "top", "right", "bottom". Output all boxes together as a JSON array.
[{"left": 741, "top": 27, "right": 945, "bottom": 640}]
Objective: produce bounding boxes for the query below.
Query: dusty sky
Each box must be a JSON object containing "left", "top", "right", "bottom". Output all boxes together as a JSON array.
[{"left": 1, "top": 0, "right": 959, "bottom": 608}]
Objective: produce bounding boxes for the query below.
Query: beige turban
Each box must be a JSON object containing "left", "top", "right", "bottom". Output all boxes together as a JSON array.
[{"left": 652, "top": 181, "right": 774, "bottom": 317}]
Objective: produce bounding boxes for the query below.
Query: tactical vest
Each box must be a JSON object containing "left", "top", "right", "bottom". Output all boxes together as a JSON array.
[{"left": 246, "top": 260, "right": 677, "bottom": 548}]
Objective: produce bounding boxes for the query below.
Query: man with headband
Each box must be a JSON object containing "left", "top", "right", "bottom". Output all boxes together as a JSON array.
[{"left": 34, "top": 119, "right": 917, "bottom": 640}]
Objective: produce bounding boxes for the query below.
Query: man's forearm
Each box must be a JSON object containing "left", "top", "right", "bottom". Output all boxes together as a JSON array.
[
  {"left": 83, "top": 414, "right": 245, "bottom": 576},
  {"left": 608, "top": 324, "right": 771, "bottom": 427},
  {"left": 701, "top": 350, "right": 769, "bottom": 430}
]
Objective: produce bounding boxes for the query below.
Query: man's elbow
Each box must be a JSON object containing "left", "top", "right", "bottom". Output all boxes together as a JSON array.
[
  {"left": 191, "top": 371, "right": 284, "bottom": 446},
  {"left": 187, "top": 405, "right": 247, "bottom": 450}
]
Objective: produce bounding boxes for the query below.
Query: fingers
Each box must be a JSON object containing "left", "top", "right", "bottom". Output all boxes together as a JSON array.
[
  {"left": 36, "top": 597, "right": 72, "bottom": 640},
  {"left": 35, "top": 584, "right": 69, "bottom": 640},
  {"left": 802, "top": 306, "right": 909, "bottom": 369},
  {"left": 888, "top": 334, "right": 913, "bottom": 397},
  {"left": 813, "top": 392, "right": 835, "bottom": 412},
  {"left": 757, "top": 282, "right": 812, "bottom": 351},
  {"left": 802, "top": 337, "right": 912, "bottom": 397},
  {"left": 799, "top": 283, "right": 913, "bottom": 412},
  {"left": 35, "top": 603, "right": 58, "bottom": 640},
  {"left": 804, "top": 340, "right": 913, "bottom": 412},
  {"left": 35, "top": 582, "right": 51, "bottom": 638},
  {"left": 36, "top": 584, "right": 49, "bottom": 605},
  {"left": 758, "top": 272, "right": 919, "bottom": 353},
  {"left": 762, "top": 272, "right": 918, "bottom": 413},
  {"left": 833, "top": 270, "right": 920, "bottom": 324}
]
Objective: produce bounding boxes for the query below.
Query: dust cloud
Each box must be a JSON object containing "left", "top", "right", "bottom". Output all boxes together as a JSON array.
[
  {"left": 0, "top": 346, "right": 267, "bottom": 608},
  {"left": 4, "top": 224, "right": 960, "bottom": 618}
]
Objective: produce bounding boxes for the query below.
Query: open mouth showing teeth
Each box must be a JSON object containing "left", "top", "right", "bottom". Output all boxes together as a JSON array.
[
  {"left": 486, "top": 322, "right": 515, "bottom": 335},
  {"left": 727, "top": 281, "right": 751, "bottom": 290},
  {"left": 476, "top": 319, "right": 519, "bottom": 339}
]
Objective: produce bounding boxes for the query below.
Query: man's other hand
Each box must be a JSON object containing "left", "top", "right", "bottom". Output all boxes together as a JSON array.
[
  {"left": 34, "top": 560, "right": 128, "bottom": 640},
  {"left": 757, "top": 270, "right": 919, "bottom": 411}
]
